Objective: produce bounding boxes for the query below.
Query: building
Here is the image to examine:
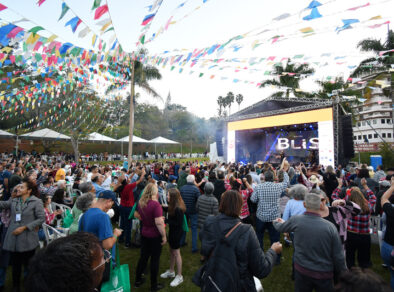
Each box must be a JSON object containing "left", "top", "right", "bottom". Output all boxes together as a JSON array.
[{"left": 351, "top": 73, "right": 393, "bottom": 152}]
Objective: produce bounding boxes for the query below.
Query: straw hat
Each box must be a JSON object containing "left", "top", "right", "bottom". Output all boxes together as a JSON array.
[{"left": 308, "top": 175, "right": 320, "bottom": 185}]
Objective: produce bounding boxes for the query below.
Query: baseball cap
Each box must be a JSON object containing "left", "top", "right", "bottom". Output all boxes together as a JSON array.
[{"left": 98, "top": 190, "right": 119, "bottom": 206}]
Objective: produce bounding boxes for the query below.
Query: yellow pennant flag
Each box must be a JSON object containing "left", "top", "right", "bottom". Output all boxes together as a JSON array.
[
  {"left": 46, "top": 34, "right": 58, "bottom": 43},
  {"left": 26, "top": 33, "right": 40, "bottom": 45},
  {"left": 92, "top": 34, "right": 97, "bottom": 46},
  {"left": 100, "top": 21, "right": 111, "bottom": 32}
]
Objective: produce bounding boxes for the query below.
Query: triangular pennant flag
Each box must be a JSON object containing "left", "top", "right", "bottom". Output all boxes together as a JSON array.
[
  {"left": 91, "top": 0, "right": 101, "bottom": 10},
  {"left": 94, "top": 5, "right": 109, "bottom": 20},
  {"left": 78, "top": 26, "right": 90, "bottom": 38},
  {"left": 58, "top": 2, "right": 70, "bottom": 21},
  {"left": 28, "top": 26, "right": 45, "bottom": 36},
  {"left": 65, "top": 17, "right": 82, "bottom": 33},
  {"left": 0, "top": 4, "right": 7, "bottom": 11}
]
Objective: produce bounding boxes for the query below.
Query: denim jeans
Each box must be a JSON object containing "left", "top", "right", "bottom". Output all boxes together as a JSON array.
[
  {"left": 381, "top": 240, "right": 394, "bottom": 290},
  {"left": 180, "top": 212, "right": 198, "bottom": 252},
  {"left": 256, "top": 218, "right": 281, "bottom": 263},
  {"left": 119, "top": 205, "right": 133, "bottom": 245}
]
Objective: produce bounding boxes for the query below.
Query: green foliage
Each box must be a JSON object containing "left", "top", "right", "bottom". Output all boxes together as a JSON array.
[
  {"left": 260, "top": 59, "right": 315, "bottom": 98},
  {"left": 351, "top": 30, "right": 394, "bottom": 77}
]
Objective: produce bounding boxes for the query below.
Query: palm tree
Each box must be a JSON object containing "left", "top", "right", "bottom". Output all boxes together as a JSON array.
[
  {"left": 315, "top": 77, "right": 361, "bottom": 114},
  {"left": 235, "top": 94, "right": 243, "bottom": 110},
  {"left": 260, "top": 60, "right": 315, "bottom": 98},
  {"left": 226, "top": 91, "right": 235, "bottom": 115},
  {"left": 351, "top": 30, "right": 394, "bottom": 77},
  {"left": 217, "top": 96, "right": 224, "bottom": 117},
  {"left": 107, "top": 49, "right": 162, "bottom": 164}
]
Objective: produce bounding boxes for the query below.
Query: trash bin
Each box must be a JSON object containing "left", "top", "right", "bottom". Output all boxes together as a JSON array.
[{"left": 370, "top": 155, "right": 382, "bottom": 171}]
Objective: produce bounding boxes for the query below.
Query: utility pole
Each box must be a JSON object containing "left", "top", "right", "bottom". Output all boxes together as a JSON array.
[{"left": 128, "top": 59, "right": 135, "bottom": 169}]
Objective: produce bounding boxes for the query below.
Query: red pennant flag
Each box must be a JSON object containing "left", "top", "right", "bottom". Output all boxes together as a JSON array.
[{"left": 94, "top": 5, "right": 108, "bottom": 20}]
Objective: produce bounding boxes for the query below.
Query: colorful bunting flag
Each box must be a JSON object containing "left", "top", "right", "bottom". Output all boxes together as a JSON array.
[
  {"left": 65, "top": 17, "right": 82, "bottom": 33},
  {"left": 58, "top": 2, "right": 70, "bottom": 21},
  {"left": 91, "top": 0, "right": 102, "bottom": 10},
  {"left": 28, "top": 26, "right": 45, "bottom": 36},
  {"left": 142, "top": 13, "right": 156, "bottom": 26},
  {"left": 94, "top": 5, "right": 109, "bottom": 20},
  {"left": 0, "top": 3, "right": 7, "bottom": 11}
]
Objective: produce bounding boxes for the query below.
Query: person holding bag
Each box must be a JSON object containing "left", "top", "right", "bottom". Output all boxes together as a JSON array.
[
  {"left": 134, "top": 183, "right": 166, "bottom": 291},
  {"left": 195, "top": 190, "right": 281, "bottom": 292},
  {"left": 160, "top": 188, "right": 186, "bottom": 287}
]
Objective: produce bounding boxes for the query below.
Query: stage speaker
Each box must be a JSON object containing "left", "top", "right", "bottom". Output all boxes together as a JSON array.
[
  {"left": 215, "top": 125, "right": 225, "bottom": 157},
  {"left": 341, "top": 115, "right": 355, "bottom": 159}
]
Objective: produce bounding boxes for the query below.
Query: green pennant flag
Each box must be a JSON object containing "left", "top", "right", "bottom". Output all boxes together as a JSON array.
[
  {"left": 23, "top": 42, "right": 28, "bottom": 52},
  {"left": 58, "top": 2, "right": 70, "bottom": 21},
  {"left": 104, "top": 27, "right": 114, "bottom": 34},
  {"left": 29, "top": 26, "right": 45, "bottom": 36},
  {"left": 35, "top": 53, "right": 42, "bottom": 62},
  {"left": 91, "top": 0, "right": 101, "bottom": 10},
  {"left": 102, "top": 43, "right": 107, "bottom": 51},
  {"left": 199, "top": 73, "right": 204, "bottom": 77},
  {"left": 140, "top": 34, "right": 145, "bottom": 45}
]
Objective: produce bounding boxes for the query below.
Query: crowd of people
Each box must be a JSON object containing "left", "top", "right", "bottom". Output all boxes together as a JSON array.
[{"left": 0, "top": 151, "right": 393, "bottom": 291}]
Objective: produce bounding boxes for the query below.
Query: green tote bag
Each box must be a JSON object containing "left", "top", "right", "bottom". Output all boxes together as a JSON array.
[{"left": 101, "top": 245, "right": 130, "bottom": 292}]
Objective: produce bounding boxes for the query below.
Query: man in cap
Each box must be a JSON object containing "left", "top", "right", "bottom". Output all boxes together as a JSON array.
[{"left": 274, "top": 193, "right": 346, "bottom": 291}]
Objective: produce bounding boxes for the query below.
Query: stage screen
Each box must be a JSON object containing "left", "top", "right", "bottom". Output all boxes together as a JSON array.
[{"left": 227, "top": 108, "right": 334, "bottom": 166}]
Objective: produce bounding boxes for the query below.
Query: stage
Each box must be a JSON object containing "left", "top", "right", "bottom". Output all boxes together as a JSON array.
[{"left": 222, "top": 97, "right": 342, "bottom": 167}]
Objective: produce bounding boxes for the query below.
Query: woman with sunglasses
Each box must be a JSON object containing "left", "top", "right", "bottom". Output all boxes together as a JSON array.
[
  {"left": 0, "top": 178, "right": 45, "bottom": 292},
  {"left": 26, "top": 232, "right": 108, "bottom": 292}
]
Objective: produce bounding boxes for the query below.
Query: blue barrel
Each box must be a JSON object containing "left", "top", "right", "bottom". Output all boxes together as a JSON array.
[{"left": 370, "top": 155, "right": 382, "bottom": 171}]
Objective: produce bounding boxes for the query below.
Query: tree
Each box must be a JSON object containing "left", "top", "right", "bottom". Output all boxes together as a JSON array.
[
  {"left": 260, "top": 60, "right": 315, "bottom": 98},
  {"left": 225, "top": 91, "right": 235, "bottom": 115},
  {"left": 351, "top": 30, "right": 394, "bottom": 77},
  {"left": 107, "top": 49, "right": 162, "bottom": 165},
  {"left": 235, "top": 94, "right": 244, "bottom": 111},
  {"left": 217, "top": 96, "right": 224, "bottom": 117}
]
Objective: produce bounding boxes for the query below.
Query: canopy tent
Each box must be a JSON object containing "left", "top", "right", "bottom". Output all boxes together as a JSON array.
[
  {"left": 117, "top": 135, "right": 150, "bottom": 143},
  {"left": 149, "top": 136, "right": 180, "bottom": 144},
  {"left": 86, "top": 132, "right": 116, "bottom": 142},
  {"left": 0, "top": 129, "right": 15, "bottom": 137},
  {"left": 21, "top": 128, "right": 71, "bottom": 140},
  {"left": 149, "top": 136, "right": 180, "bottom": 154}
]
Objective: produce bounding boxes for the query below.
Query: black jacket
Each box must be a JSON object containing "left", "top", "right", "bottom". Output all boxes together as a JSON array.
[
  {"left": 213, "top": 180, "right": 226, "bottom": 204},
  {"left": 200, "top": 214, "right": 276, "bottom": 292}
]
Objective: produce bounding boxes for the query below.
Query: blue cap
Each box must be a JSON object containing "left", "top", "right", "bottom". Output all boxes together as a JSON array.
[{"left": 98, "top": 190, "right": 118, "bottom": 206}]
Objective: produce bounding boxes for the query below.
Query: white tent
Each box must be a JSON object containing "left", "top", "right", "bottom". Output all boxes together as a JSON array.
[
  {"left": 149, "top": 136, "right": 180, "bottom": 153},
  {"left": 117, "top": 135, "right": 150, "bottom": 143},
  {"left": 0, "top": 129, "right": 15, "bottom": 137},
  {"left": 86, "top": 132, "right": 116, "bottom": 142},
  {"left": 21, "top": 128, "right": 71, "bottom": 140},
  {"left": 149, "top": 136, "right": 179, "bottom": 144}
]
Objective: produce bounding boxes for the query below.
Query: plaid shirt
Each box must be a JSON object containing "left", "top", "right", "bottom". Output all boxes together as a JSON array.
[
  {"left": 332, "top": 188, "right": 376, "bottom": 234},
  {"left": 251, "top": 172, "right": 289, "bottom": 222}
]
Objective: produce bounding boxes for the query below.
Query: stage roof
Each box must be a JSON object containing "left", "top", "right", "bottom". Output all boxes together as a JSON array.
[{"left": 228, "top": 97, "right": 333, "bottom": 122}]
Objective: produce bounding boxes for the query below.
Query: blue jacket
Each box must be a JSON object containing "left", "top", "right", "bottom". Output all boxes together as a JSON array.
[{"left": 180, "top": 182, "right": 200, "bottom": 214}]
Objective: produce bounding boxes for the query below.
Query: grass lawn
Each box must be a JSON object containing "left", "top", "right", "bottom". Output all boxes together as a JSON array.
[{"left": 4, "top": 229, "right": 390, "bottom": 291}]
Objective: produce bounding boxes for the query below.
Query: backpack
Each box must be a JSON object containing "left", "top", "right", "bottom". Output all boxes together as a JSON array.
[{"left": 193, "top": 219, "right": 245, "bottom": 292}]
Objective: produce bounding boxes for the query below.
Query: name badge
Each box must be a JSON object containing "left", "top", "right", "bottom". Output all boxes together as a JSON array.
[{"left": 15, "top": 214, "right": 21, "bottom": 222}]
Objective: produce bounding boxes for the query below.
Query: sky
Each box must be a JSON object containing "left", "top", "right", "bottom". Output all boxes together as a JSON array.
[{"left": 1, "top": 0, "right": 393, "bottom": 118}]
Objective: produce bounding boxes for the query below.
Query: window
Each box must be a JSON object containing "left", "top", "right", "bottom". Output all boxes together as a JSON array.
[
  {"left": 358, "top": 122, "right": 361, "bottom": 127},
  {"left": 382, "top": 119, "right": 386, "bottom": 124},
  {"left": 363, "top": 135, "right": 367, "bottom": 140},
  {"left": 373, "top": 119, "right": 377, "bottom": 125},
  {"left": 388, "top": 133, "right": 392, "bottom": 138},
  {"left": 368, "top": 134, "right": 372, "bottom": 139},
  {"left": 362, "top": 121, "right": 366, "bottom": 126},
  {"left": 382, "top": 133, "right": 386, "bottom": 138},
  {"left": 354, "top": 136, "right": 357, "bottom": 140},
  {"left": 387, "top": 119, "right": 392, "bottom": 124},
  {"left": 358, "top": 135, "right": 361, "bottom": 140},
  {"left": 374, "top": 134, "right": 378, "bottom": 138}
]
